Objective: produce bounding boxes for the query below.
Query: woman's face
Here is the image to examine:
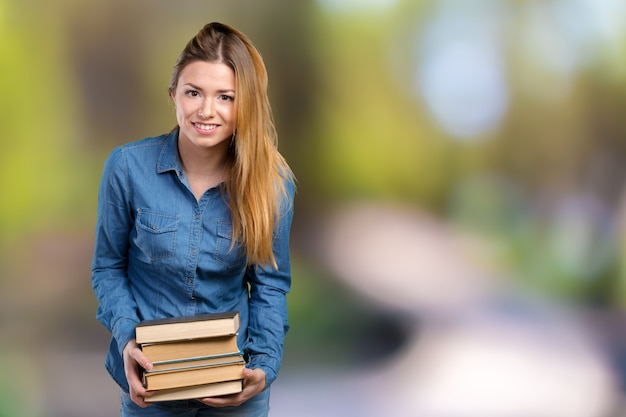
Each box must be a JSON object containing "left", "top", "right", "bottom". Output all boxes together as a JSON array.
[{"left": 171, "top": 60, "right": 236, "bottom": 153}]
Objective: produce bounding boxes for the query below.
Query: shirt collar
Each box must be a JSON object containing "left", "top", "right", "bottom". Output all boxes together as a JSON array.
[{"left": 156, "top": 129, "right": 182, "bottom": 174}]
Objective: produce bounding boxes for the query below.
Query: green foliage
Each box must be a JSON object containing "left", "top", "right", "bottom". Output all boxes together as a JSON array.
[
  {"left": 302, "top": 11, "right": 452, "bottom": 207},
  {"left": 285, "top": 257, "right": 409, "bottom": 369},
  {"left": 0, "top": 1, "right": 98, "bottom": 247},
  {"left": 0, "top": 352, "right": 41, "bottom": 417},
  {"left": 448, "top": 175, "right": 622, "bottom": 304}
]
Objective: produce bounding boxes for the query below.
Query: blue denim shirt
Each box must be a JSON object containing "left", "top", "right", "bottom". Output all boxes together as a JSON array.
[{"left": 91, "top": 130, "right": 294, "bottom": 393}]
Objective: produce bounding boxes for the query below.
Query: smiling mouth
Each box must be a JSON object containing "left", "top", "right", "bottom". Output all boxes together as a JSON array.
[{"left": 194, "top": 123, "right": 218, "bottom": 132}]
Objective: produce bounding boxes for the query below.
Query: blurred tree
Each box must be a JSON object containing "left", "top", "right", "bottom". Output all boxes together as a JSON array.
[{"left": 0, "top": 0, "right": 86, "bottom": 248}]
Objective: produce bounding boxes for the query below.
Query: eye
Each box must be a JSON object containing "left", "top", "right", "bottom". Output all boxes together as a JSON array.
[
  {"left": 185, "top": 90, "right": 200, "bottom": 97},
  {"left": 219, "top": 94, "right": 235, "bottom": 102}
]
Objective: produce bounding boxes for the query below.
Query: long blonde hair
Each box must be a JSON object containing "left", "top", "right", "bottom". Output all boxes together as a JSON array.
[{"left": 168, "top": 22, "right": 293, "bottom": 268}]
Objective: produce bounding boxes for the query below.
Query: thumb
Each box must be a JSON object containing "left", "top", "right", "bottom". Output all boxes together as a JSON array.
[
  {"left": 242, "top": 367, "right": 266, "bottom": 384},
  {"left": 131, "top": 346, "right": 153, "bottom": 371}
]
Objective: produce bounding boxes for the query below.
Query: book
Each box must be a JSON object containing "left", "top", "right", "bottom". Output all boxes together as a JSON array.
[
  {"left": 136, "top": 311, "right": 240, "bottom": 344},
  {"left": 143, "top": 361, "right": 245, "bottom": 390},
  {"left": 145, "top": 379, "right": 243, "bottom": 402},
  {"left": 141, "top": 335, "right": 240, "bottom": 363},
  {"left": 150, "top": 353, "right": 244, "bottom": 372},
  {"left": 136, "top": 311, "right": 244, "bottom": 398}
]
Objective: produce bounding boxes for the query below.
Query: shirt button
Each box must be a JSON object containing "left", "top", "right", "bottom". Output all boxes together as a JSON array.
[{"left": 152, "top": 224, "right": 159, "bottom": 230}]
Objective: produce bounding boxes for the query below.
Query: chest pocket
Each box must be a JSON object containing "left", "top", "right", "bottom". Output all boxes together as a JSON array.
[
  {"left": 214, "top": 219, "right": 246, "bottom": 269},
  {"left": 135, "top": 209, "right": 179, "bottom": 260}
]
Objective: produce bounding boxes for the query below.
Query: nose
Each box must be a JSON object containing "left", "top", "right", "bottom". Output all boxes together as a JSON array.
[{"left": 198, "top": 98, "right": 215, "bottom": 119}]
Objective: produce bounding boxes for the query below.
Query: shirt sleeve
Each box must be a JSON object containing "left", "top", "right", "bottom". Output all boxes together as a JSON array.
[
  {"left": 244, "top": 178, "right": 295, "bottom": 386},
  {"left": 91, "top": 147, "right": 140, "bottom": 356}
]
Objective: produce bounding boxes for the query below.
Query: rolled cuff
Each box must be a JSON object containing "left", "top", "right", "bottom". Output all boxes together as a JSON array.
[
  {"left": 112, "top": 318, "right": 138, "bottom": 357},
  {"left": 247, "top": 354, "right": 281, "bottom": 386}
]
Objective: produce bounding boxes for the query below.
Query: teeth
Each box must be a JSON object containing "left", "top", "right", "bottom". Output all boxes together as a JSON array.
[{"left": 196, "top": 123, "right": 216, "bottom": 131}]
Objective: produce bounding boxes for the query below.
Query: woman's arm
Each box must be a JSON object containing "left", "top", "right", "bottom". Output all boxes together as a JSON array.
[
  {"left": 200, "top": 179, "right": 295, "bottom": 408},
  {"left": 91, "top": 147, "right": 140, "bottom": 357},
  {"left": 244, "top": 179, "right": 296, "bottom": 386}
]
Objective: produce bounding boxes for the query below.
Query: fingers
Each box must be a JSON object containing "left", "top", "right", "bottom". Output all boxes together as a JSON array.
[
  {"left": 128, "top": 375, "right": 155, "bottom": 408},
  {"left": 124, "top": 340, "right": 153, "bottom": 371},
  {"left": 242, "top": 367, "right": 266, "bottom": 390},
  {"left": 130, "top": 389, "right": 153, "bottom": 408},
  {"left": 127, "top": 371, "right": 148, "bottom": 397},
  {"left": 131, "top": 348, "right": 153, "bottom": 372},
  {"left": 123, "top": 340, "right": 154, "bottom": 407},
  {"left": 199, "top": 368, "right": 266, "bottom": 408}
]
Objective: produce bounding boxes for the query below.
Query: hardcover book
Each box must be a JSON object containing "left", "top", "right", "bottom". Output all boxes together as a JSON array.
[
  {"left": 150, "top": 353, "right": 245, "bottom": 372},
  {"left": 136, "top": 310, "right": 244, "bottom": 399},
  {"left": 136, "top": 311, "right": 240, "bottom": 344},
  {"left": 143, "top": 360, "right": 245, "bottom": 390},
  {"left": 145, "top": 379, "right": 243, "bottom": 402},
  {"left": 141, "top": 335, "right": 240, "bottom": 363}
]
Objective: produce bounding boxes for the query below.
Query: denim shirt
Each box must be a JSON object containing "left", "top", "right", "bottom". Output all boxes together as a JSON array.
[{"left": 91, "top": 130, "right": 294, "bottom": 393}]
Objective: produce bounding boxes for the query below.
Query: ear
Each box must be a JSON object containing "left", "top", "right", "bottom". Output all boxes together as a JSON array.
[{"left": 170, "top": 91, "right": 178, "bottom": 110}]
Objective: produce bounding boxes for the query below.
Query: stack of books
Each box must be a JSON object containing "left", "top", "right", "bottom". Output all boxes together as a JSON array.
[{"left": 135, "top": 311, "right": 245, "bottom": 402}]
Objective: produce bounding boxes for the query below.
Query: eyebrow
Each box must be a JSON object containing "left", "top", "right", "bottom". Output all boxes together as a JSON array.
[{"left": 184, "top": 83, "right": 235, "bottom": 94}]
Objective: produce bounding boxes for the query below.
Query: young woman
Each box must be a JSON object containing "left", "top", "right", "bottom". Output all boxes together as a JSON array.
[{"left": 91, "top": 22, "right": 295, "bottom": 416}]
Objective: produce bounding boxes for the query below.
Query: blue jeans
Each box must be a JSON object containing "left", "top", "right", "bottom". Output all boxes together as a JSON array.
[{"left": 120, "top": 389, "right": 270, "bottom": 417}]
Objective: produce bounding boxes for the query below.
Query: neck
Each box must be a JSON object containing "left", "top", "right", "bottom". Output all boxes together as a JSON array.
[
  {"left": 177, "top": 142, "right": 229, "bottom": 200},
  {"left": 177, "top": 139, "right": 229, "bottom": 178}
]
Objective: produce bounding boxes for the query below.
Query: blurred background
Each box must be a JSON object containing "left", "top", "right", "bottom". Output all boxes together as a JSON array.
[{"left": 2, "top": 0, "right": 626, "bottom": 415}]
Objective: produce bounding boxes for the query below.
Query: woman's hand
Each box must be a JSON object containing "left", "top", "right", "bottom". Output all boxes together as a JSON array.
[
  {"left": 198, "top": 367, "right": 266, "bottom": 407},
  {"left": 123, "top": 340, "right": 154, "bottom": 407}
]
